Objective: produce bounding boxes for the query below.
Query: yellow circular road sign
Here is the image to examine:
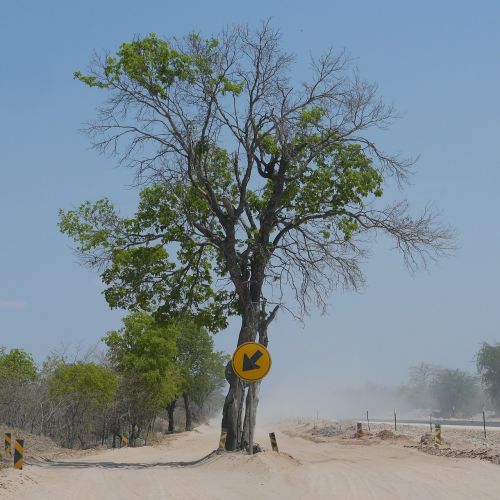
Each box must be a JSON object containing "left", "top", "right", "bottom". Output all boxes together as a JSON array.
[{"left": 231, "top": 342, "right": 272, "bottom": 382}]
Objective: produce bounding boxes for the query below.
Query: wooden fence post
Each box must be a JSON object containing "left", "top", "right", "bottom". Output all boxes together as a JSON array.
[{"left": 269, "top": 432, "right": 279, "bottom": 452}]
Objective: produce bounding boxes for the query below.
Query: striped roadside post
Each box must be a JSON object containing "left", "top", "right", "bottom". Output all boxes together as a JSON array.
[
  {"left": 14, "top": 439, "right": 24, "bottom": 470},
  {"left": 434, "top": 424, "right": 442, "bottom": 445},
  {"left": 218, "top": 429, "right": 227, "bottom": 450},
  {"left": 269, "top": 432, "right": 279, "bottom": 452},
  {"left": 4, "top": 433, "right": 12, "bottom": 456}
]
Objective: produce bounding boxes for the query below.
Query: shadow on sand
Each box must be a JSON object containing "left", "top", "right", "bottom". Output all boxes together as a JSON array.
[{"left": 31, "top": 449, "right": 221, "bottom": 470}]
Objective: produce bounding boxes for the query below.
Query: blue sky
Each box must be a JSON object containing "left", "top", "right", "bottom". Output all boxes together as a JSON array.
[{"left": 1, "top": 1, "right": 499, "bottom": 418}]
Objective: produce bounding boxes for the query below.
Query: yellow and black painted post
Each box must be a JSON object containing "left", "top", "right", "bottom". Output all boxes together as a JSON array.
[
  {"left": 120, "top": 435, "right": 129, "bottom": 448},
  {"left": 356, "top": 422, "right": 363, "bottom": 438},
  {"left": 434, "top": 424, "right": 442, "bottom": 445},
  {"left": 4, "top": 433, "right": 12, "bottom": 456},
  {"left": 14, "top": 439, "right": 24, "bottom": 470},
  {"left": 269, "top": 432, "right": 279, "bottom": 452},
  {"left": 218, "top": 429, "right": 227, "bottom": 450}
]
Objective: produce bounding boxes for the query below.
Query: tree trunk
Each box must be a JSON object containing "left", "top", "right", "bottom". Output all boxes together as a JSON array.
[
  {"left": 183, "top": 392, "right": 193, "bottom": 431},
  {"left": 221, "top": 275, "right": 279, "bottom": 451},
  {"left": 221, "top": 365, "right": 245, "bottom": 450},
  {"left": 130, "top": 423, "right": 136, "bottom": 447},
  {"left": 242, "top": 381, "right": 260, "bottom": 450},
  {"left": 167, "top": 400, "right": 176, "bottom": 433},
  {"left": 101, "top": 420, "right": 106, "bottom": 446}
]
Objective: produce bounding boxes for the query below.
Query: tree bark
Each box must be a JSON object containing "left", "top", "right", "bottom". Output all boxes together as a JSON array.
[
  {"left": 221, "top": 364, "right": 245, "bottom": 450},
  {"left": 183, "top": 392, "right": 193, "bottom": 431},
  {"left": 130, "top": 423, "right": 137, "bottom": 447},
  {"left": 166, "top": 400, "right": 176, "bottom": 433},
  {"left": 242, "top": 382, "right": 260, "bottom": 451}
]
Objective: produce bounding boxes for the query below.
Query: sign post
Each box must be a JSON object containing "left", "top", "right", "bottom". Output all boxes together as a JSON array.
[
  {"left": 248, "top": 382, "right": 254, "bottom": 455},
  {"left": 14, "top": 439, "right": 24, "bottom": 470},
  {"left": 231, "top": 342, "right": 272, "bottom": 454},
  {"left": 4, "top": 433, "right": 12, "bottom": 456}
]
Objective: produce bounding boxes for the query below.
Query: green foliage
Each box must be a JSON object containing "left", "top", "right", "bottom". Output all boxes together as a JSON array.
[
  {"left": 477, "top": 342, "right": 500, "bottom": 410},
  {"left": 59, "top": 183, "right": 236, "bottom": 332},
  {"left": 176, "top": 320, "right": 229, "bottom": 404},
  {"left": 63, "top": 31, "right": 403, "bottom": 337},
  {"left": 0, "top": 348, "right": 37, "bottom": 383},
  {"left": 58, "top": 199, "right": 116, "bottom": 253},
  {"left": 59, "top": 133, "right": 383, "bottom": 317},
  {"left": 0, "top": 342, "right": 226, "bottom": 448},
  {"left": 74, "top": 33, "right": 243, "bottom": 99},
  {"left": 49, "top": 362, "right": 117, "bottom": 410},
  {"left": 104, "top": 312, "right": 181, "bottom": 411}
]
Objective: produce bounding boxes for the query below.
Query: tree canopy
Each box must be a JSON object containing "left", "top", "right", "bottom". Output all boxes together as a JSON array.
[
  {"left": 48, "top": 361, "right": 117, "bottom": 447},
  {"left": 0, "top": 347, "right": 37, "bottom": 383},
  {"left": 176, "top": 319, "right": 229, "bottom": 405},
  {"left": 61, "top": 25, "right": 451, "bottom": 328},
  {"left": 49, "top": 362, "right": 117, "bottom": 409},
  {"left": 104, "top": 312, "right": 181, "bottom": 413}
]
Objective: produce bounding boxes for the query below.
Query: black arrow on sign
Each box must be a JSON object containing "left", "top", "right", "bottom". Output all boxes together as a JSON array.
[{"left": 242, "top": 350, "right": 263, "bottom": 371}]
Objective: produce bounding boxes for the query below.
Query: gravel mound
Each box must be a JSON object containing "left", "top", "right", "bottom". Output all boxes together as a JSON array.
[
  {"left": 311, "top": 424, "right": 346, "bottom": 437},
  {"left": 377, "top": 430, "right": 396, "bottom": 440}
]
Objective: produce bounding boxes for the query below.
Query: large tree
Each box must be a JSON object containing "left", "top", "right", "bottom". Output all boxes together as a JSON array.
[{"left": 61, "top": 23, "right": 452, "bottom": 450}]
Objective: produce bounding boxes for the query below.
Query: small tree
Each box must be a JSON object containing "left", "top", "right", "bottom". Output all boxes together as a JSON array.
[
  {"left": 48, "top": 362, "right": 117, "bottom": 448},
  {"left": 401, "top": 362, "right": 438, "bottom": 410},
  {"left": 0, "top": 348, "right": 37, "bottom": 382},
  {"left": 176, "top": 320, "right": 228, "bottom": 431},
  {"left": 477, "top": 342, "right": 500, "bottom": 412},
  {"left": 62, "top": 23, "right": 452, "bottom": 449},
  {"left": 0, "top": 348, "right": 38, "bottom": 428},
  {"left": 430, "top": 368, "right": 479, "bottom": 418},
  {"left": 104, "top": 312, "right": 181, "bottom": 444}
]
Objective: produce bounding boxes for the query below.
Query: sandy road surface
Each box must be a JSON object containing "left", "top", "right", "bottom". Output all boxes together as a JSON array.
[{"left": 1, "top": 424, "right": 500, "bottom": 500}]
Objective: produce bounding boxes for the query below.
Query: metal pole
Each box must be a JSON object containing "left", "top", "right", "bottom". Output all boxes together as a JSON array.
[
  {"left": 394, "top": 409, "right": 397, "bottom": 432},
  {"left": 483, "top": 410, "right": 487, "bottom": 439},
  {"left": 248, "top": 383, "right": 254, "bottom": 455},
  {"left": 366, "top": 410, "right": 370, "bottom": 431},
  {"left": 429, "top": 415, "right": 432, "bottom": 431}
]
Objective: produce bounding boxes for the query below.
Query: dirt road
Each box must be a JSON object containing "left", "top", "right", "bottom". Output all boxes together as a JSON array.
[{"left": 1, "top": 424, "right": 499, "bottom": 499}]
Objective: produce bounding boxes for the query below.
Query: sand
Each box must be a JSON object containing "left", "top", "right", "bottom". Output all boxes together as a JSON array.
[{"left": 1, "top": 423, "right": 500, "bottom": 499}]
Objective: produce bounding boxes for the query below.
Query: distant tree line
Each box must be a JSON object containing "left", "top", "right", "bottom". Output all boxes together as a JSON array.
[
  {"left": 400, "top": 342, "right": 500, "bottom": 418},
  {"left": 0, "top": 313, "right": 228, "bottom": 449}
]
